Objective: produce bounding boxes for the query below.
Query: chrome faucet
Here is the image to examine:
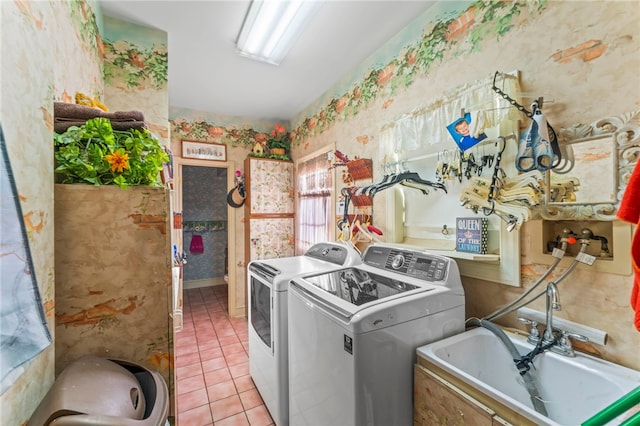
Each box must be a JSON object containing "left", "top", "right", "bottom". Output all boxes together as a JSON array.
[
  {"left": 543, "top": 281, "right": 561, "bottom": 344},
  {"left": 555, "top": 330, "right": 590, "bottom": 357}
]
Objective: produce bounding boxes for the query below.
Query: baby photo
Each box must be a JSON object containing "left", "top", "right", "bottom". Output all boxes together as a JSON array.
[{"left": 447, "top": 112, "right": 487, "bottom": 151}]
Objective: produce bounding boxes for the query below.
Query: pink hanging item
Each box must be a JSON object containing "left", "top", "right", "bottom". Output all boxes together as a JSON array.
[{"left": 189, "top": 234, "right": 204, "bottom": 254}]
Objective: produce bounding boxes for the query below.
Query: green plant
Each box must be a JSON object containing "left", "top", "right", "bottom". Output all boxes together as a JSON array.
[
  {"left": 266, "top": 124, "right": 291, "bottom": 160},
  {"left": 54, "top": 117, "right": 169, "bottom": 189},
  {"left": 267, "top": 124, "right": 290, "bottom": 149}
]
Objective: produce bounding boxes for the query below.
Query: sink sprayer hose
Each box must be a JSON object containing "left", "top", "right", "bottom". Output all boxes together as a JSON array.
[
  {"left": 494, "top": 253, "right": 584, "bottom": 322},
  {"left": 466, "top": 318, "right": 549, "bottom": 417},
  {"left": 483, "top": 240, "right": 567, "bottom": 321},
  {"left": 484, "top": 233, "right": 592, "bottom": 321}
]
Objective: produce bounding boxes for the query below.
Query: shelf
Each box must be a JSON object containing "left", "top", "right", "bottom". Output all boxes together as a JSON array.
[
  {"left": 381, "top": 242, "right": 500, "bottom": 263},
  {"left": 432, "top": 250, "right": 500, "bottom": 262}
]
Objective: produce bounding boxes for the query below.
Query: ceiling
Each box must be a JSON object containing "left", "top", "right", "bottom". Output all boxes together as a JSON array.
[{"left": 98, "top": 1, "right": 437, "bottom": 122}]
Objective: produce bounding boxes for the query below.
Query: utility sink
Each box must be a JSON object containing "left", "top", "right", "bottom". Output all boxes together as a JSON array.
[{"left": 417, "top": 327, "right": 640, "bottom": 425}]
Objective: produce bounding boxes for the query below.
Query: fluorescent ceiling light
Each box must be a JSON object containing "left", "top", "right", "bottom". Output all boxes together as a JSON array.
[{"left": 237, "top": 0, "right": 323, "bottom": 65}]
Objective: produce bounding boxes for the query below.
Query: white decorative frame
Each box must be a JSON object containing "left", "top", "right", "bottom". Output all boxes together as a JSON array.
[
  {"left": 181, "top": 140, "right": 227, "bottom": 161},
  {"left": 542, "top": 111, "right": 640, "bottom": 220}
]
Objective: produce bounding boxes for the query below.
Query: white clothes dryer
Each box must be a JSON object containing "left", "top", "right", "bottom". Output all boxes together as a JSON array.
[
  {"left": 288, "top": 244, "right": 465, "bottom": 426},
  {"left": 247, "top": 242, "right": 361, "bottom": 426}
]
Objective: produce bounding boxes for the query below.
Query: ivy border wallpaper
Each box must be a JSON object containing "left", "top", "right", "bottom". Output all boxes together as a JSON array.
[
  {"left": 167, "top": 1, "right": 548, "bottom": 151},
  {"left": 2, "top": 0, "right": 640, "bottom": 424}
]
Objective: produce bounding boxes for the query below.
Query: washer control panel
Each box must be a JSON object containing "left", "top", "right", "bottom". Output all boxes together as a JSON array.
[
  {"left": 363, "top": 245, "right": 448, "bottom": 282},
  {"left": 305, "top": 242, "right": 359, "bottom": 266}
]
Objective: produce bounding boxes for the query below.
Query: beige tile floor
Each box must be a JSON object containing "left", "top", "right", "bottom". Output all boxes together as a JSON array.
[{"left": 176, "top": 286, "right": 274, "bottom": 426}]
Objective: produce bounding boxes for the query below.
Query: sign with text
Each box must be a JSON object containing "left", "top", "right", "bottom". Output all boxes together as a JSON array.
[{"left": 456, "top": 217, "right": 488, "bottom": 254}]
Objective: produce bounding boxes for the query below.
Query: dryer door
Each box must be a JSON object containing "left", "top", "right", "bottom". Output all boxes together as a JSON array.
[{"left": 249, "top": 273, "right": 273, "bottom": 352}]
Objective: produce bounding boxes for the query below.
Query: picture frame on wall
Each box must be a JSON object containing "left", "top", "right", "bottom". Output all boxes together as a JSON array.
[
  {"left": 455, "top": 216, "right": 488, "bottom": 254},
  {"left": 181, "top": 140, "right": 226, "bottom": 161}
]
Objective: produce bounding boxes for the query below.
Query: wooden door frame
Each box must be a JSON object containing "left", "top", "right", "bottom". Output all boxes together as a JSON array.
[{"left": 175, "top": 158, "right": 238, "bottom": 317}]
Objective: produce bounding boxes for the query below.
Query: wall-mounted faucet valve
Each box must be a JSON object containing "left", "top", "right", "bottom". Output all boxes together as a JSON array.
[
  {"left": 561, "top": 228, "right": 577, "bottom": 244},
  {"left": 547, "top": 228, "right": 578, "bottom": 257},
  {"left": 591, "top": 235, "right": 611, "bottom": 257},
  {"left": 579, "top": 228, "right": 594, "bottom": 245},
  {"left": 571, "top": 228, "right": 597, "bottom": 265}
]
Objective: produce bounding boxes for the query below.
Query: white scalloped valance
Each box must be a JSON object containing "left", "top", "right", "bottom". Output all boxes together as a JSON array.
[{"left": 380, "top": 72, "right": 522, "bottom": 161}]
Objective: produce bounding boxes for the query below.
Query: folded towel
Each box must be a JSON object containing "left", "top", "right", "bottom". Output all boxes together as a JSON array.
[
  {"left": 616, "top": 160, "right": 640, "bottom": 331},
  {"left": 54, "top": 120, "right": 147, "bottom": 134},
  {"left": 54, "top": 102, "right": 145, "bottom": 121},
  {"left": 54, "top": 102, "right": 147, "bottom": 133},
  {"left": 55, "top": 121, "right": 88, "bottom": 133},
  {"left": 55, "top": 116, "right": 139, "bottom": 123},
  {"left": 110, "top": 121, "right": 147, "bottom": 131},
  {"left": 54, "top": 102, "right": 110, "bottom": 120},
  {"left": 114, "top": 110, "right": 145, "bottom": 122}
]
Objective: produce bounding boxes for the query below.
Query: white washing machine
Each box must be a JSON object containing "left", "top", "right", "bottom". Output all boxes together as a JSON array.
[
  {"left": 288, "top": 244, "right": 465, "bottom": 426},
  {"left": 247, "top": 242, "right": 361, "bottom": 426}
]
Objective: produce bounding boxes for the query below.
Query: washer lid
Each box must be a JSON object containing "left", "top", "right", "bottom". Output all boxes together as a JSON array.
[
  {"left": 303, "top": 267, "right": 421, "bottom": 306},
  {"left": 290, "top": 269, "right": 464, "bottom": 334},
  {"left": 249, "top": 242, "right": 362, "bottom": 291}
]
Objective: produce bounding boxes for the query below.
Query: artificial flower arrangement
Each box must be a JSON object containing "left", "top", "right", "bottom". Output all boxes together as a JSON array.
[
  {"left": 54, "top": 117, "right": 169, "bottom": 189},
  {"left": 248, "top": 124, "right": 291, "bottom": 160}
]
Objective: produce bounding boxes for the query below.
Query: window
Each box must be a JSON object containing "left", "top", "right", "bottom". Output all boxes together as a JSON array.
[{"left": 295, "top": 151, "right": 333, "bottom": 254}]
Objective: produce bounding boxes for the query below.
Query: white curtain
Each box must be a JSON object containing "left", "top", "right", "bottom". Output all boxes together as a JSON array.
[
  {"left": 380, "top": 72, "right": 522, "bottom": 159},
  {"left": 295, "top": 153, "right": 332, "bottom": 255}
]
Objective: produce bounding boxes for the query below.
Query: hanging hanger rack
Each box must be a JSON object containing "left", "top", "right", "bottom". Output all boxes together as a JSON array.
[
  {"left": 510, "top": 93, "right": 555, "bottom": 102},
  {"left": 458, "top": 134, "right": 535, "bottom": 231},
  {"left": 356, "top": 160, "right": 447, "bottom": 198},
  {"left": 486, "top": 136, "right": 508, "bottom": 207}
]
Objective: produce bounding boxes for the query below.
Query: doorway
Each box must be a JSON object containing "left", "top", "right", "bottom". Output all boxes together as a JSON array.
[
  {"left": 176, "top": 158, "right": 237, "bottom": 317},
  {"left": 182, "top": 165, "right": 228, "bottom": 287}
]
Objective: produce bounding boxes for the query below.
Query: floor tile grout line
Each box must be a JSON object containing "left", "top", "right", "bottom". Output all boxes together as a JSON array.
[{"left": 177, "top": 286, "right": 273, "bottom": 425}]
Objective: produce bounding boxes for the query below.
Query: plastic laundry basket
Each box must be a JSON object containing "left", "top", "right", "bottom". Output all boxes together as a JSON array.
[{"left": 27, "top": 355, "right": 169, "bottom": 426}]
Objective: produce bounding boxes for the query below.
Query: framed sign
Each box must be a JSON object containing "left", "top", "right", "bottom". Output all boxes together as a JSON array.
[
  {"left": 181, "top": 140, "right": 226, "bottom": 161},
  {"left": 456, "top": 216, "right": 488, "bottom": 254}
]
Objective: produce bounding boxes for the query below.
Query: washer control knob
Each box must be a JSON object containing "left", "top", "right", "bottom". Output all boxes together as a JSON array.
[{"left": 391, "top": 254, "right": 405, "bottom": 269}]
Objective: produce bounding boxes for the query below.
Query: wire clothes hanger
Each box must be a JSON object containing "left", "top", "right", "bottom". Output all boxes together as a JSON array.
[
  {"left": 459, "top": 135, "right": 546, "bottom": 232},
  {"left": 356, "top": 162, "right": 447, "bottom": 197}
]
